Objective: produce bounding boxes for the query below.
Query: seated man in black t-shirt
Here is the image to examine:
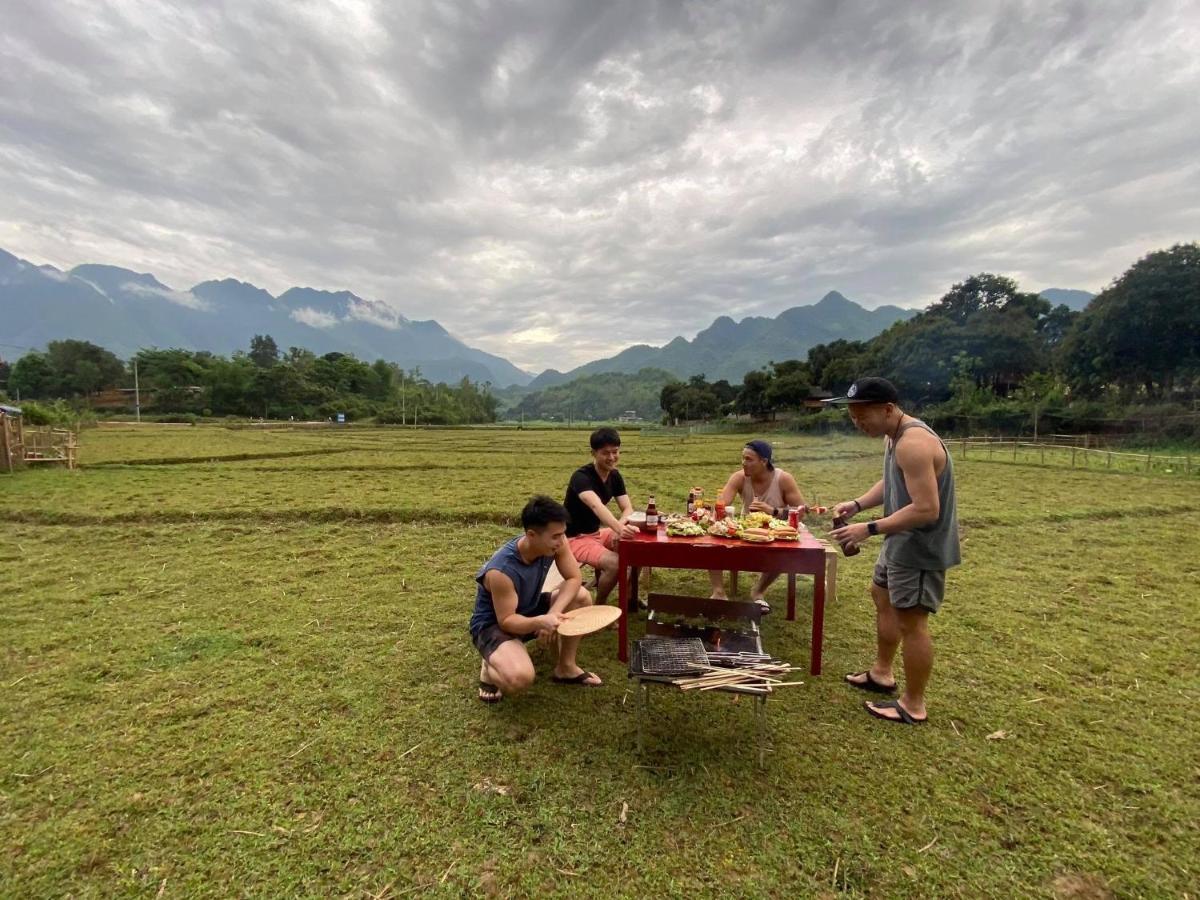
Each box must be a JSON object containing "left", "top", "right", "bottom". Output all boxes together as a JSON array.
[{"left": 563, "top": 427, "right": 640, "bottom": 604}]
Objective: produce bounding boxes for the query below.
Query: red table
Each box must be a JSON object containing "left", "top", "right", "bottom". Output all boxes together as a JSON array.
[{"left": 616, "top": 528, "right": 833, "bottom": 675}]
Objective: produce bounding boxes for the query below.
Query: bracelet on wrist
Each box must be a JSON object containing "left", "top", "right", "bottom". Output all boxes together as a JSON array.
[
  {"left": 867, "top": 520, "right": 879, "bottom": 536},
  {"left": 852, "top": 499, "right": 862, "bottom": 513}
]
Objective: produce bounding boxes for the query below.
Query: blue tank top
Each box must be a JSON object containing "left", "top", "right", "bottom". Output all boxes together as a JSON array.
[{"left": 469, "top": 537, "right": 553, "bottom": 636}]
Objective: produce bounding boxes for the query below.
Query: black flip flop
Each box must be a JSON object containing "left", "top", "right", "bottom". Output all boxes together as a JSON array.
[
  {"left": 478, "top": 680, "right": 503, "bottom": 704},
  {"left": 864, "top": 699, "right": 926, "bottom": 725},
  {"left": 551, "top": 671, "right": 602, "bottom": 687},
  {"left": 753, "top": 598, "right": 771, "bottom": 615},
  {"left": 844, "top": 670, "right": 897, "bottom": 694}
]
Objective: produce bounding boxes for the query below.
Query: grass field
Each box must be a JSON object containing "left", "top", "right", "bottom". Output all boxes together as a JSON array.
[{"left": 2, "top": 425, "right": 1197, "bottom": 898}]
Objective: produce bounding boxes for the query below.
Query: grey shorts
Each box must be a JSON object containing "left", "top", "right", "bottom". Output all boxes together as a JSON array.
[
  {"left": 470, "top": 592, "right": 552, "bottom": 661},
  {"left": 873, "top": 556, "right": 946, "bottom": 614}
]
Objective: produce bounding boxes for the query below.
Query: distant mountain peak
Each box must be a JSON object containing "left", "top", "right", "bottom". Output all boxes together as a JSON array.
[{"left": 0, "top": 244, "right": 534, "bottom": 386}]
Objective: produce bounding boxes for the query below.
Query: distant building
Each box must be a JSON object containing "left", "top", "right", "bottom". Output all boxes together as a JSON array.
[{"left": 617, "top": 410, "right": 642, "bottom": 423}]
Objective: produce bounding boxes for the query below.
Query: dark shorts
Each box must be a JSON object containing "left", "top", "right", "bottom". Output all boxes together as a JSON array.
[
  {"left": 470, "top": 592, "right": 552, "bottom": 661},
  {"left": 873, "top": 555, "right": 946, "bottom": 614}
]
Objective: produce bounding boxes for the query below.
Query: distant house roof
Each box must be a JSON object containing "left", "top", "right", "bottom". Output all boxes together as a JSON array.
[{"left": 0, "top": 404, "right": 22, "bottom": 416}]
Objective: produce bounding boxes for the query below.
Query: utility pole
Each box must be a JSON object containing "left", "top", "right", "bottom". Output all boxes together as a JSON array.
[{"left": 133, "top": 359, "right": 141, "bottom": 423}]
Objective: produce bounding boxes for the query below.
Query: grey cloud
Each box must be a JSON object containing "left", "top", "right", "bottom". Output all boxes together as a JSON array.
[{"left": 2, "top": 0, "right": 1198, "bottom": 372}]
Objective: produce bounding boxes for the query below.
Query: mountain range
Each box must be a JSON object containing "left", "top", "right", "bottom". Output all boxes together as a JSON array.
[
  {"left": 0, "top": 245, "right": 1094, "bottom": 388},
  {"left": 0, "top": 248, "right": 532, "bottom": 386}
]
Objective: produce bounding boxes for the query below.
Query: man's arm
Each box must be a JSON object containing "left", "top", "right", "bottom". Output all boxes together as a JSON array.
[
  {"left": 831, "top": 437, "right": 941, "bottom": 546},
  {"left": 486, "top": 569, "right": 558, "bottom": 636},
  {"left": 548, "top": 543, "right": 584, "bottom": 614},
  {"left": 834, "top": 479, "right": 884, "bottom": 519},
  {"left": 579, "top": 490, "right": 638, "bottom": 538},
  {"left": 776, "top": 472, "right": 806, "bottom": 517},
  {"left": 717, "top": 470, "right": 743, "bottom": 505},
  {"left": 880, "top": 435, "right": 941, "bottom": 532}
]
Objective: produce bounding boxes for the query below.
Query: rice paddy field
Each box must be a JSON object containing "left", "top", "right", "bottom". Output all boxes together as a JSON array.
[{"left": 2, "top": 424, "right": 1197, "bottom": 898}]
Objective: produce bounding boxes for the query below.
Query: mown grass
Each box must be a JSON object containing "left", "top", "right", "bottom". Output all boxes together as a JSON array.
[{"left": 1, "top": 427, "right": 1197, "bottom": 898}]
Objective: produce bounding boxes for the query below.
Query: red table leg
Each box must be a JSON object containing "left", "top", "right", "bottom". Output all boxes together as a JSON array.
[
  {"left": 786, "top": 573, "right": 796, "bottom": 620},
  {"left": 810, "top": 558, "right": 826, "bottom": 675},
  {"left": 617, "top": 561, "right": 630, "bottom": 663}
]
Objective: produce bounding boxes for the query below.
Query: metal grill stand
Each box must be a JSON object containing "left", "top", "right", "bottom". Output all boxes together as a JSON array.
[{"left": 629, "top": 595, "right": 776, "bottom": 767}]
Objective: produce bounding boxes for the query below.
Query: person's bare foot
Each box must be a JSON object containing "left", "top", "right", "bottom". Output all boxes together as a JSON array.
[
  {"left": 551, "top": 666, "right": 602, "bottom": 686},
  {"left": 865, "top": 696, "right": 926, "bottom": 724},
  {"left": 845, "top": 668, "right": 897, "bottom": 693},
  {"left": 709, "top": 591, "right": 729, "bottom": 601}
]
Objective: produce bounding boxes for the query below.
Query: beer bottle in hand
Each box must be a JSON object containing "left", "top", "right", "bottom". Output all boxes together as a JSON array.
[{"left": 832, "top": 513, "right": 861, "bottom": 556}]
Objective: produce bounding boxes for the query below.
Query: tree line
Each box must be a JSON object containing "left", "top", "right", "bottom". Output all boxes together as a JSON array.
[
  {"left": 654, "top": 243, "right": 1199, "bottom": 435},
  {"left": 0, "top": 334, "right": 499, "bottom": 425}
]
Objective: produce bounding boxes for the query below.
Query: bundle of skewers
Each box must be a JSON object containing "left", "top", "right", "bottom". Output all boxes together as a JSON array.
[{"left": 671, "top": 652, "right": 803, "bottom": 695}]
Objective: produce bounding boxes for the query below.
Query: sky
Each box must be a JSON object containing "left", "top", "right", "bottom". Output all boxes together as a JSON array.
[{"left": 2, "top": 0, "right": 1198, "bottom": 373}]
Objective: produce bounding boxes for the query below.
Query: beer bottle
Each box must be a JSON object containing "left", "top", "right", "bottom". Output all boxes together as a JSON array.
[
  {"left": 645, "top": 495, "right": 659, "bottom": 529},
  {"left": 686, "top": 489, "right": 696, "bottom": 516},
  {"left": 832, "top": 513, "right": 861, "bottom": 556}
]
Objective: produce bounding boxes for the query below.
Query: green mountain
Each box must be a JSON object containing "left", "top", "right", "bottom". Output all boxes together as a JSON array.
[
  {"left": 1038, "top": 288, "right": 1095, "bottom": 311},
  {"left": 0, "top": 247, "right": 534, "bottom": 386},
  {"left": 529, "top": 291, "right": 915, "bottom": 388}
]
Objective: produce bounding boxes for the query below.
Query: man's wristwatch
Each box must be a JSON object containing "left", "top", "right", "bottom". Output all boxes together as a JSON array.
[{"left": 867, "top": 520, "right": 880, "bottom": 537}]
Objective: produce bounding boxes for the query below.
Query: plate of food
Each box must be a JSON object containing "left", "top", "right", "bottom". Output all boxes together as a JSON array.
[
  {"left": 767, "top": 519, "right": 801, "bottom": 540},
  {"left": 707, "top": 519, "right": 740, "bottom": 538},
  {"left": 666, "top": 519, "right": 707, "bottom": 538},
  {"left": 737, "top": 527, "right": 775, "bottom": 543}
]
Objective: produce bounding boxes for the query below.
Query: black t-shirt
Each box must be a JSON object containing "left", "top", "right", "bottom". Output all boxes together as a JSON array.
[{"left": 564, "top": 463, "right": 627, "bottom": 537}]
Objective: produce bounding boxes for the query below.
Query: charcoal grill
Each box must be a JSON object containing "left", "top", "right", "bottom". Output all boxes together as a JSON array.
[
  {"left": 629, "top": 595, "right": 777, "bottom": 767},
  {"left": 635, "top": 637, "right": 709, "bottom": 675}
]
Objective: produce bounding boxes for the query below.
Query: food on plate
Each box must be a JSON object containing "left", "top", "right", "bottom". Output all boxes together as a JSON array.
[
  {"left": 737, "top": 527, "right": 775, "bottom": 543},
  {"left": 770, "top": 525, "right": 800, "bottom": 540},
  {"left": 743, "top": 511, "right": 773, "bottom": 528},
  {"left": 707, "top": 519, "right": 740, "bottom": 538},
  {"left": 666, "top": 519, "right": 707, "bottom": 537}
]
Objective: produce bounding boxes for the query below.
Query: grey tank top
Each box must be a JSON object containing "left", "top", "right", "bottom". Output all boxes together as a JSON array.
[
  {"left": 741, "top": 468, "right": 789, "bottom": 511},
  {"left": 882, "top": 420, "right": 961, "bottom": 571}
]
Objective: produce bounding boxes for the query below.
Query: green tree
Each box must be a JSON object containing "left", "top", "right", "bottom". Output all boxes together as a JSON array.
[
  {"left": 249, "top": 334, "right": 279, "bottom": 368},
  {"left": 9, "top": 352, "right": 56, "bottom": 399},
  {"left": 1062, "top": 243, "right": 1200, "bottom": 399},
  {"left": 736, "top": 369, "right": 774, "bottom": 419}
]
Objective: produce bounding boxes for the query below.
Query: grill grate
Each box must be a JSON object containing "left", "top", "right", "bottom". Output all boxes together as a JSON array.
[{"left": 636, "top": 637, "right": 709, "bottom": 675}]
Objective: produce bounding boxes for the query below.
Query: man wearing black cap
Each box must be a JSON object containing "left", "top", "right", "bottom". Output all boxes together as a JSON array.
[{"left": 826, "top": 377, "right": 961, "bottom": 725}]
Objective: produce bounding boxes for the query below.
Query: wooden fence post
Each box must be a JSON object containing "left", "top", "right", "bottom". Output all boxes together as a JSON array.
[
  {"left": 1071, "top": 447, "right": 1076, "bottom": 468},
  {"left": 1145, "top": 452, "right": 1151, "bottom": 472}
]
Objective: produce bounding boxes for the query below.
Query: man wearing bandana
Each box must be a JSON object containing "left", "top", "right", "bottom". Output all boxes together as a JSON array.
[{"left": 708, "top": 439, "right": 807, "bottom": 613}]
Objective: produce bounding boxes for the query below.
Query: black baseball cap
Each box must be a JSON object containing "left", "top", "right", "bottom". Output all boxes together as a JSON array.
[{"left": 824, "top": 376, "right": 900, "bottom": 405}]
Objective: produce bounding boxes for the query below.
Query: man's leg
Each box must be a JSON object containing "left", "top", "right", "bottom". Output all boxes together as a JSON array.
[
  {"left": 750, "top": 572, "right": 781, "bottom": 602},
  {"left": 708, "top": 570, "right": 728, "bottom": 600},
  {"left": 480, "top": 639, "right": 536, "bottom": 699},
  {"left": 846, "top": 581, "right": 900, "bottom": 690},
  {"left": 552, "top": 585, "right": 602, "bottom": 685},
  {"left": 867, "top": 607, "right": 931, "bottom": 722},
  {"left": 594, "top": 548, "right": 620, "bottom": 603}
]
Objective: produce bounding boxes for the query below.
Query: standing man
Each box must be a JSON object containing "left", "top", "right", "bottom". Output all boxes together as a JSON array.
[
  {"left": 470, "top": 495, "right": 601, "bottom": 704},
  {"left": 827, "top": 377, "right": 961, "bottom": 725},
  {"left": 564, "top": 427, "right": 639, "bottom": 605}
]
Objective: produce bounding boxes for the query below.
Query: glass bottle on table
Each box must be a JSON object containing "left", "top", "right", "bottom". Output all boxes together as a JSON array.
[{"left": 645, "top": 494, "right": 659, "bottom": 530}]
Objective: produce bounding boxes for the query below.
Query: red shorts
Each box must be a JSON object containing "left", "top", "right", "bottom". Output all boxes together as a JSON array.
[{"left": 567, "top": 530, "right": 618, "bottom": 568}]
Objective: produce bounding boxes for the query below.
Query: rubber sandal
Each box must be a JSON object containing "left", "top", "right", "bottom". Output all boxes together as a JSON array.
[
  {"left": 864, "top": 698, "right": 926, "bottom": 725},
  {"left": 844, "top": 670, "right": 898, "bottom": 694},
  {"left": 478, "top": 680, "right": 503, "bottom": 704},
  {"left": 550, "top": 671, "right": 602, "bottom": 687}
]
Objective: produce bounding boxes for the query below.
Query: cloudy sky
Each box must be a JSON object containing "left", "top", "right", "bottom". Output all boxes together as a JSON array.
[{"left": 2, "top": 0, "right": 1198, "bottom": 372}]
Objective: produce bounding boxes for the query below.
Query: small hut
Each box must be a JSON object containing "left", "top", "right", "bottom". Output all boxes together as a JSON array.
[
  {"left": 1, "top": 404, "right": 24, "bottom": 473},
  {"left": 0, "top": 405, "right": 78, "bottom": 472}
]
